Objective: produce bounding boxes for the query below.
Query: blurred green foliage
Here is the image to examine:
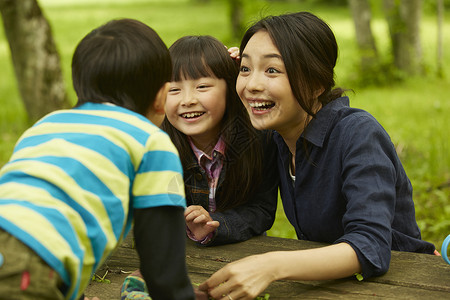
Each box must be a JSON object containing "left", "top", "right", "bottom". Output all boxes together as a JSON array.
[{"left": 0, "top": 0, "right": 448, "bottom": 249}]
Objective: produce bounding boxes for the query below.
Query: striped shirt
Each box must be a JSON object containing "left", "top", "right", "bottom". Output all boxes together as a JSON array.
[{"left": 0, "top": 102, "right": 186, "bottom": 300}]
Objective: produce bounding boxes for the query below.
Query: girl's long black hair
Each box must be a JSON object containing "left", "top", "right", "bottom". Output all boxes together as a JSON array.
[{"left": 161, "top": 35, "right": 263, "bottom": 211}]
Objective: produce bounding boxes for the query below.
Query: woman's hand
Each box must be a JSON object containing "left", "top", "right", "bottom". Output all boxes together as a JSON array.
[
  {"left": 198, "top": 253, "right": 276, "bottom": 300},
  {"left": 185, "top": 205, "right": 220, "bottom": 240},
  {"left": 199, "top": 243, "right": 362, "bottom": 299}
]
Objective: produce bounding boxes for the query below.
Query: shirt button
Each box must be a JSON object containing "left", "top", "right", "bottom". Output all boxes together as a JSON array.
[
  {"left": 213, "top": 152, "right": 217, "bottom": 157},
  {"left": 195, "top": 173, "right": 203, "bottom": 181}
]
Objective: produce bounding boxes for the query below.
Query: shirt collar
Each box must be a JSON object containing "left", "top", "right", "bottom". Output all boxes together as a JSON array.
[
  {"left": 301, "top": 96, "right": 349, "bottom": 148},
  {"left": 273, "top": 96, "right": 349, "bottom": 149},
  {"left": 189, "top": 136, "right": 226, "bottom": 165}
]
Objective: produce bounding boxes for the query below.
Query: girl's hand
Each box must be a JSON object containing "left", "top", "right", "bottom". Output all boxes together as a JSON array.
[
  {"left": 185, "top": 205, "right": 220, "bottom": 240},
  {"left": 194, "top": 287, "right": 209, "bottom": 300},
  {"left": 227, "top": 46, "right": 240, "bottom": 60},
  {"left": 198, "top": 253, "right": 275, "bottom": 300},
  {"left": 84, "top": 297, "right": 100, "bottom": 300}
]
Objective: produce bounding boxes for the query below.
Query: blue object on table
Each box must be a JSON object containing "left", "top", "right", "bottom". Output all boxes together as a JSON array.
[{"left": 442, "top": 234, "right": 450, "bottom": 265}]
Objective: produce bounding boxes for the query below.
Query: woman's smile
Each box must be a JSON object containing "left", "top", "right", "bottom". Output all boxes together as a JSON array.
[
  {"left": 247, "top": 100, "right": 276, "bottom": 114},
  {"left": 236, "top": 31, "right": 307, "bottom": 136}
]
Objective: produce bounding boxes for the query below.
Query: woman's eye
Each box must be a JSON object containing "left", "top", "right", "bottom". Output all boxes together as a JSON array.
[
  {"left": 267, "top": 67, "right": 280, "bottom": 74},
  {"left": 240, "top": 66, "right": 250, "bottom": 72}
]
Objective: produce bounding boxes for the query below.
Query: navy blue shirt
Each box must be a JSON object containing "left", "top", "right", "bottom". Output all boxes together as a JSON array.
[{"left": 274, "top": 96, "right": 435, "bottom": 278}]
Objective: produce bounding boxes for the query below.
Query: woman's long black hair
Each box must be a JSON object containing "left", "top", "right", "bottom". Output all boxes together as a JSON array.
[{"left": 239, "top": 12, "right": 345, "bottom": 118}]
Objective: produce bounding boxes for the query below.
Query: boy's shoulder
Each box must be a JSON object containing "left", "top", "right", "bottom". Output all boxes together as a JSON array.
[{"left": 75, "top": 102, "right": 162, "bottom": 131}]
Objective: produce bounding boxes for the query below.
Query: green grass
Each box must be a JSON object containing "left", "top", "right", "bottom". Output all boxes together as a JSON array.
[{"left": 0, "top": 0, "right": 449, "bottom": 249}]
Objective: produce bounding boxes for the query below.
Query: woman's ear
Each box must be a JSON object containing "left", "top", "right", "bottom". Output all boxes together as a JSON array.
[
  {"left": 146, "top": 82, "right": 170, "bottom": 126},
  {"left": 314, "top": 86, "right": 325, "bottom": 98}
]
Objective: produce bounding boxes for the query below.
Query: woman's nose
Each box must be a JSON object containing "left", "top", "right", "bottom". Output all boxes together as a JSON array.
[{"left": 245, "top": 73, "right": 264, "bottom": 93}]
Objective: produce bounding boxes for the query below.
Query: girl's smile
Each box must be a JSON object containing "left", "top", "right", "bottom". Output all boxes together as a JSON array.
[
  {"left": 165, "top": 76, "right": 227, "bottom": 151},
  {"left": 180, "top": 111, "right": 206, "bottom": 120}
]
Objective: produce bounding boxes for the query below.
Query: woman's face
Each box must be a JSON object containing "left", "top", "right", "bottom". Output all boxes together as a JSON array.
[{"left": 236, "top": 31, "right": 307, "bottom": 137}]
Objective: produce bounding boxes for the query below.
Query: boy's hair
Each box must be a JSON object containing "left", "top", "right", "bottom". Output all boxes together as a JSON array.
[
  {"left": 72, "top": 18, "right": 172, "bottom": 116},
  {"left": 240, "top": 12, "right": 344, "bottom": 118},
  {"left": 161, "top": 35, "right": 263, "bottom": 211}
]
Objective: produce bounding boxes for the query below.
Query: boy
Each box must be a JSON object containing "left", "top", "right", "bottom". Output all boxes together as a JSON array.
[{"left": 0, "top": 18, "right": 195, "bottom": 300}]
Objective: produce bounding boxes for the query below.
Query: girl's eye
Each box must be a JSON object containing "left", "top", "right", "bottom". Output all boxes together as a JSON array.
[
  {"left": 169, "top": 88, "right": 180, "bottom": 93},
  {"left": 197, "top": 84, "right": 210, "bottom": 89}
]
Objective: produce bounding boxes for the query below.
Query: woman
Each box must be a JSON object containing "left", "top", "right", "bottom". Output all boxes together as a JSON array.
[{"left": 199, "top": 11, "right": 436, "bottom": 300}]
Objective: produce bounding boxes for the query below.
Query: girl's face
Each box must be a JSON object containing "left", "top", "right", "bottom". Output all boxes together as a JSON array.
[
  {"left": 237, "top": 31, "right": 307, "bottom": 137},
  {"left": 165, "top": 76, "right": 227, "bottom": 150}
]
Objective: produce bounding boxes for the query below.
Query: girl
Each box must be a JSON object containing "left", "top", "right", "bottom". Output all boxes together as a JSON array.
[
  {"left": 199, "top": 12, "right": 436, "bottom": 300},
  {"left": 120, "top": 35, "right": 278, "bottom": 300},
  {"left": 162, "top": 35, "right": 278, "bottom": 246}
]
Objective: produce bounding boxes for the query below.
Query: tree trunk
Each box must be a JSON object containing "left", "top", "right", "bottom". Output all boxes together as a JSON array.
[
  {"left": 0, "top": 0, "right": 70, "bottom": 122},
  {"left": 348, "top": 0, "right": 378, "bottom": 72},
  {"left": 436, "top": 0, "right": 444, "bottom": 77},
  {"left": 229, "top": 0, "right": 244, "bottom": 42},
  {"left": 383, "top": 0, "right": 423, "bottom": 75}
]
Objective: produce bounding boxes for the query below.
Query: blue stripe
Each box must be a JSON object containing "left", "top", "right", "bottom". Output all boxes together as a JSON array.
[
  {"left": 134, "top": 194, "right": 186, "bottom": 209},
  {"left": 0, "top": 170, "right": 108, "bottom": 270},
  {"left": 75, "top": 102, "right": 150, "bottom": 123},
  {"left": 13, "top": 133, "right": 134, "bottom": 177},
  {"left": 139, "top": 150, "right": 182, "bottom": 173},
  {"left": 35, "top": 111, "right": 150, "bottom": 146},
  {"left": 0, "top": 209, "right": 81, "bottom": 297},
  {"left": 2, "top": 157, "right": 125, "bottom": 240}
]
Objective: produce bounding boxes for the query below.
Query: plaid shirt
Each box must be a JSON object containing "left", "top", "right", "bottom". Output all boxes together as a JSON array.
[{"left": 186, "top": 136, "right": 225, "bottom": 243}]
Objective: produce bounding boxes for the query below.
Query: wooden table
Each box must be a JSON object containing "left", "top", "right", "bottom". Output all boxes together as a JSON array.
[{"left": 103, "top": 235, "right": 450, "bottom": 299}]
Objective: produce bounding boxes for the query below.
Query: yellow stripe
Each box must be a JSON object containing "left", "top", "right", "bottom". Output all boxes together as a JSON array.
[
  {"left": 0, "top": 204, "right": 85, "bottom": 298},
  {"left": 31, "top": 107, "right": 156, "bottom": 134},
  {"left": 146, "top": 130, "right": 180, "bottom": 153},
  {"left": 19, "top": 115, "right": 179, "bottom": 166},
  {"left": 0, "top": 182, "right": 89, "bottom": 239},
  {"left": 8, "top": 139, "right": 129, "bottom": 215},
  {"left": 56, "top": 108, "right": 160, "bottom": 134},
  {"left": 17, "top": 122, "right": 145, "bottom": 168},
  {"left": 0, "top": 159, "right": 119, "bottom": 251},
  {"left": 133, "top": 171, "right": 185, "bottom": 198}
]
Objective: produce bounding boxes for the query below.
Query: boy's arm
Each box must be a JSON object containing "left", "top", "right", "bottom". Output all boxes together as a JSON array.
[{"left": 133, "top": 206, "right": 195, "bottom": 300}]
